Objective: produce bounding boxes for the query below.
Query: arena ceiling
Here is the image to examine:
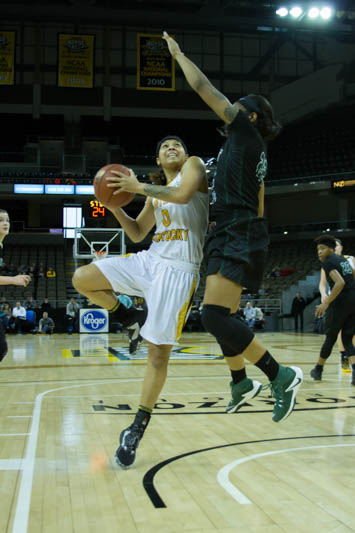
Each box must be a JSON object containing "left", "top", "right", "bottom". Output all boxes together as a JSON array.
[{"left": 0, "top": 0, "right": 354, "bottom": 33}]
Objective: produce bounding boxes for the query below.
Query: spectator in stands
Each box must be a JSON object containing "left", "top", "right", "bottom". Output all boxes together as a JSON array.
[
  {"left": 37, "top": 264, "right": 45, "bottom": 278},
  {"left": 46, "top": 266, "right": 56, "bottom": 278},
  {"left": 244, "top": 302, "right": 256, "bottom": 329},
  {"left": 0, "top": 302, "right": 11, "bottom": 331},
  {"left": 66, "top": 297, "right": 80, "bottom": 334},
  {"left": 291, "top": 292, "right": 306, "bottom": 332},
  {"left": 40, "top": 298, "right": 52, "bottom": 312},
  {"left": 38, "top": 312, "right": 55, "bottom": 335},
  {"left": 24, "top": 309, "right": 37, "bottom": 333},
  {"left": 9, "top": 301, "right": 26, "bottom": 334},
  {"left": 269, "top": 266, "right": 281, "bottom": 278},
  {"left": 0, "top": 262, "right": 9, "bottom": 275},
  {"left": 24, "top": 295, "right": 37, "bottom": 310},
  {"left": 254, "top": 306, "right": 265, "bottom": 330},
  {"left": 0, "top": 296, "right": 9, "bottom": 310},
  {"left": 17, "top": 265, "right": 28, "bottom": 275},
  {"left": 28, "top": 264, "right": 36, "bottom": 279}
]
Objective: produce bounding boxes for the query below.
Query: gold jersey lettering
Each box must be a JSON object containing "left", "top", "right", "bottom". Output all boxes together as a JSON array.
[
  {"left": 161, "top": 209, "right": 171, "bottom": 227},
  {"left": 176, "top": 229, "right": 183, "bottom": 240},
  {"left": 184, "top": 229, "right": 189, "bottom": 240}
]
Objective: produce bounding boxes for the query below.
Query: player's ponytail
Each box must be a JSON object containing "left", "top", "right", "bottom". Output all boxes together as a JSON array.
[{"left": 148, "top": 170, "right": 167, "bottom": 186}]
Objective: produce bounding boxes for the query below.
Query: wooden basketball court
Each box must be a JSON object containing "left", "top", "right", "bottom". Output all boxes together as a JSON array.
[{"left": 0, "top": 331, "right": 354, "bottom": 533}]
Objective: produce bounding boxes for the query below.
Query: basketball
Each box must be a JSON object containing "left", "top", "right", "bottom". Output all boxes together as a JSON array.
[{"left": 93, "top": 164, "right": 134, "bottom": 209}]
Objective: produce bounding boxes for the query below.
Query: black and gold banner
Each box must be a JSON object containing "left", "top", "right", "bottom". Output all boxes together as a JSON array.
[
  {"left": 0, "top": 31, "right": 15, "bottom": 85},
  {"left": 57, "top": 33, "right": 95, "bottom": 88},
  {"left": 137, "top": 33, "right": 175, "bottom": 91}
]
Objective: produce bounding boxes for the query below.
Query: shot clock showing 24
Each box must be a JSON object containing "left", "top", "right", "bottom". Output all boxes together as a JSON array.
[{"left": 89, "top": 199, "right": 106, "bottom": 218}]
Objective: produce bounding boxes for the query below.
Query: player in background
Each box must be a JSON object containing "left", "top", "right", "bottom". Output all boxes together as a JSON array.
[
  {"left": 73, "top": 136, "right": 209, "bottom": 467},
  {"left": 319, "top": 238, "right": 355, "bottom": 369},
  {"left": 163, "top": 31, "right": 303, "bottom": 423},
  {"left": 311, "top": 235, "right": 355, "bottom": 384},
  {"left": 0, "top": 209, "right": 31, "bottom": 362}
]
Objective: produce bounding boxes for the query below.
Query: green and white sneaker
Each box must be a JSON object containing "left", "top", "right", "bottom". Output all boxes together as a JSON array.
[
  {"left": 270, "top": 366, "right": 303, "bottom": 422},
  {"left": 226, "top": 377, "right": 262, "bottom": 413}
]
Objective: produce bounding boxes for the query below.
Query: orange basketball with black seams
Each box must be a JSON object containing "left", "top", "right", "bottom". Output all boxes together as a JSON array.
[{"left": 93, "top": 164, "right": 134, "bottom": 209}]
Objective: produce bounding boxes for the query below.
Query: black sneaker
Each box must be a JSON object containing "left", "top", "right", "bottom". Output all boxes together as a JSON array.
[
  {"left": 126, "top": 308, "right": 147, "bottom": 351},
  {"left": 310, "top": 366, "right": 323, "bottom": 381},
  {"left": 129, "top": 333, "right": 143, "bottom": 355},
  {"left": 115, "top": 424, "right": 144, "bottom": 468}
]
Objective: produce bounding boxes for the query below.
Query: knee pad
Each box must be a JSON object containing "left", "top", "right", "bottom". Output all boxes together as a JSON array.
[
  {"left": 201, "top": 304, "right": 230, "bottom": 335},
  {"left": 202, "top": 304, "right": 254, "bottom": 356},
  {"left": 0, "top": 340, "right": 8, "bottom": 362},
  {"left": 219, "top": 342, "right": 237, "bottom": 358}
]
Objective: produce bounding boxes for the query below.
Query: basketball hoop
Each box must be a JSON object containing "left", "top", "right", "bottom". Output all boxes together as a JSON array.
[{"left": 92, "top": 250, "right": 108, "bottom": 261}]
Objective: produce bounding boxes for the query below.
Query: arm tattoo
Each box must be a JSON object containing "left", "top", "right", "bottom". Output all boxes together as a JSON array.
[{"left": 143, "top": 183, "right": 179, "bottom": 201}]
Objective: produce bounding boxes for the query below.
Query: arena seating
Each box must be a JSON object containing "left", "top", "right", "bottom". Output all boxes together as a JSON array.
[{"left": 0, "top": 244, "right": 66, "bottom": 307}]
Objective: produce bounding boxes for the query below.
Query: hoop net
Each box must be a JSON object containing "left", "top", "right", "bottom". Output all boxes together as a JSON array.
[{"left": 92, "top": 250, "right": 108, "bottom": 262}]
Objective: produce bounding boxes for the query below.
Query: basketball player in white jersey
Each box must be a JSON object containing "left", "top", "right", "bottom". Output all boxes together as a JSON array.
[
  {"left": 0, "top": 209, "right": 31, "bottom": 362},
  {"left": 72, "top": 136, "right": 209, "bottom": 467},
  {"left": 319, "top": 238, "right": 355, "bottom": 369}
]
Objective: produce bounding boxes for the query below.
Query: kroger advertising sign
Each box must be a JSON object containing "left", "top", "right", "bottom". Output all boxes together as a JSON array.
[{"left": 79, "top": 309, "right": 109, "bottom": 333}]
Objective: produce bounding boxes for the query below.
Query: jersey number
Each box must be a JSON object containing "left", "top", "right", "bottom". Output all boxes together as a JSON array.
[{"left": 161, "top": 209, "right": 171, "bottom": 227}]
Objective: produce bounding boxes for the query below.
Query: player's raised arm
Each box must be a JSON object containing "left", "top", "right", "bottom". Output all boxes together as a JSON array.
[{"left": 163, "top": 31, "right": 239, "bottom": 125}]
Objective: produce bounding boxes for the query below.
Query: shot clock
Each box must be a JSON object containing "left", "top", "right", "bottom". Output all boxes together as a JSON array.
[{"left": 89, "top": 199, "right": 106, "bottom": 218}]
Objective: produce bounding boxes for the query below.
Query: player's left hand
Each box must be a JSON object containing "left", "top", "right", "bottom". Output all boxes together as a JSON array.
[
  {"left": 107, "top": 169, "right": 142, "bottom": 194},
  {"left": 315, "top": 302, "right": 328, "bottom": 317},
  {"left": 162, "top": 31, "right": 182, "bottom": 58}
]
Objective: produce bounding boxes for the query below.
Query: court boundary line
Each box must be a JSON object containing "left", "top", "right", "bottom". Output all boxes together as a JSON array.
[
  {"left": 142, "top": 434, "right": 355, "bottom": 508},
  {"left": 217, "top": 443, "right": 355, "bottom": 504}
]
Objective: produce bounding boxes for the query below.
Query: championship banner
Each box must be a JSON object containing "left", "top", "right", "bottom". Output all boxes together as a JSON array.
[
  {"left": 137, "top": 33, "right": 175, "bottom": 91},
  {"left": 0, "top": 31, "right": 15, "bottom": 85},
  {"left": 57, "top": 33, "right": 95, "bottom": 88}
]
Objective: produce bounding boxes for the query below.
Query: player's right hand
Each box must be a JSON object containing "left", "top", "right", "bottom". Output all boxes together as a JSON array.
[{"left": 13, "top": 275, "right": 31, "bottom": 287}]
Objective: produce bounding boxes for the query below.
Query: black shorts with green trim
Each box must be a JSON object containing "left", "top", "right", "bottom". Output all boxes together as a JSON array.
[{"left": 204, "top": 216, "right": 269, "bottom": 292}]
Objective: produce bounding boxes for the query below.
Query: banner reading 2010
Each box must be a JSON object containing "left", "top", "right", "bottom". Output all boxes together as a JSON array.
[
  {"left": 57, "top": 33, "right": 95, "bottom": 88},
  {"left": 137, "top": 33, "right": 175, "bottom": 91},
  {"left": 0, "top": 31, "right": 15, "bottom": 85}
]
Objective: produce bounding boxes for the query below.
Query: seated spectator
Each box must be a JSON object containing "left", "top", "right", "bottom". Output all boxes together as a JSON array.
[
  {"left": 243, "top": 301, "right": 256, "bottom": 329},
  {"left": 24, "top": 309, "right": 37, "bottom": 333},
  {"left": 40, "top": 298, "right": 52, "bottom": 312},
  {"left": 9, "top": 301, "right": 27, "bottom": 334},
  {"left": 0, "top": 296, "right": 9, "bottom": 310},
  {"left": 24, "top": 296, "right": 37, "bottom": 310},
  {"left": 254, "top": 306, "right": 265, "bottom": 330},
  {"left": 46, "top": 266, "right": 56, "bottom": 278},
  {"left": 0, "top": 302, "right": 11, "bottom": 331},
  {"left": 38, "top": 312, "right": 55, "bottom": 334}
]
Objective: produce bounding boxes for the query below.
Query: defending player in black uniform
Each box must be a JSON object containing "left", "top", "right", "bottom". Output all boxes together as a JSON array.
[
  {"left": 311, "top": 235, "right": 355, "bottom": 384},
  {"left": 163, "top": 32, "right": 303, "bottom": 422},
  {"left": 0, "top": 209, "right": 31, "bottom": 362}
]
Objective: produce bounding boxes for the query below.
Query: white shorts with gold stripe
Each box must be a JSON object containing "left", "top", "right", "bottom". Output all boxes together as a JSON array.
[{"left": 94, "top": 249, "right": 199, "bottom": 345}]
